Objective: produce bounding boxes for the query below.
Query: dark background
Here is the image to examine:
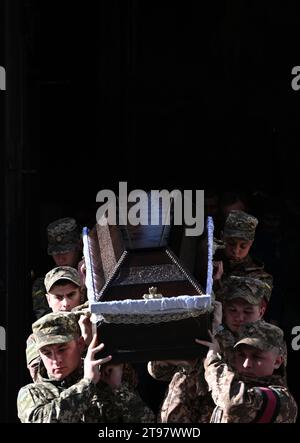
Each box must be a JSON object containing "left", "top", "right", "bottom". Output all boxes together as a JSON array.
[{"left": 1, "top": 0, "right": 300, "bottom": 422}]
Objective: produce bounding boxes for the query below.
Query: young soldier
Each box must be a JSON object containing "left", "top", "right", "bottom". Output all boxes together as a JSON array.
[
  {"left": 197, "top": 320, "right": 298, "bottom": 423},
  {"left": 26, "top": 266, "right": 87, "bottom": 382},
  {"left": 32, "top": 218, "right": 82, "bottom": 319},
  {"left": 213, "top": 210, "right": 273, "bottom": 298},
  {"left": 18, "top": 312, "right": 154, "bottom": 423},
  {"left": 148, "top": 276, "right": 273, "bottom": 423},
  {"left": 216, "top": 275, "right": 272, "bottom": 365}
]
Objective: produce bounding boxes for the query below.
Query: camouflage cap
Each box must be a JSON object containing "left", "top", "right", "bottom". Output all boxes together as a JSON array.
[
  {"left": 221, "top": 276, "right": 271, "bottom": 305},
  {"left": 26, "top": 334, "right": 39, "bottom": 365},
  {"left": 234, "top": 320, "right": 285, "bottom": 354},
  {"left": 32, "top": 312, "right": 81, "bottom": 351},
  {"left": 224, "top": 210, "right": 258, "bottom": 241},
  {"left": 47, "top": 217, "right": 80, "bottom": 255},
  {"left": 44, "top": 266, "right": 81, "bottom": 293}
]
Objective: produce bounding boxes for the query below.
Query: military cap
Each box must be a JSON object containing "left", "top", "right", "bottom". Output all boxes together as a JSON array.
[
  {"left": 47, "top": 217, "right": 80, "bottom": 255},
  {"left": 224, "top": 210, "right": 258, "bottom": 241},
  {"left": 44, "top": 266, "right": 81, "bottom": 293},
  {"left": 221, "top": 276, "right": 271, "bottom": 305},
  {"left": 32, "top": 312, "right": 81, "bottom": 350},
  {"left": 234, "top": 320, "right": 285, "bottom": 354},
  {"left": 26, "top": 334, "right": 39, "bottom": 365}
]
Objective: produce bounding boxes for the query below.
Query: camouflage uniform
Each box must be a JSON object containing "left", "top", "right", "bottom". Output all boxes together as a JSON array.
[
  {"left": 27, "top": 266, "right": 83, "bottom": 379},
  {"left": 32, "top": 218, "right": 81, "bottom": 319},
  {"left": 26, "top": 333, "right": 40, "bottom": 382},
  {"left": 148, "top": 360, "right": 215, "bottom": 423},
  {"left": 205, "top": 321, "right": 298, "bottom": 423},
  {"left": 214, "top": 210, "right": 273, "bottom": 299},
  {"left": 18, "top": 312, "right": 154, "bottom": 423},
  {"left": 215, "top": 277, "right": 286, "bottom": 371},
  {"left": 32, "top": 277, "right": 51, "bottom": 320}
]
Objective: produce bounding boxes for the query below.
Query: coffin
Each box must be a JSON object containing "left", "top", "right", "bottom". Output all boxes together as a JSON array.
[{"left": 83, "top": 197, "right": 213, "bottom": 362}]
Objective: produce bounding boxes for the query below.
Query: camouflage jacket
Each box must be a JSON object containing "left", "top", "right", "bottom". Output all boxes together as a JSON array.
[
  {"left": 17, "top": 367, "right": 154, "bottom": 423},
  {"left": 148, "top": 361, "right": 215, "bottom": 423},
  {"left": 32, "top": 277, "right": 51, "bottom": 320},
  {"left": 204, "top": 352, "right": 298, "bottom": 423}
]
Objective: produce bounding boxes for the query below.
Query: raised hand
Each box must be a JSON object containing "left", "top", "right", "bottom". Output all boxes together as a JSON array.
[{"left": 84, "top": 332, "right": 112, "bottom": 384}]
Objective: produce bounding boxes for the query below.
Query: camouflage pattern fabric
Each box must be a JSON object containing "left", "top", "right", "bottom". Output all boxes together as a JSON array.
[
  {"left": 217, "top": 276, "right": 272, "bottom": 305},
  {"left": 149, "top": 361, "right": 214, "bottom": 423},
  {"left": 216, "top": 321, "right": 288, "bottom": 379},
  {"left": 47, "top": 217, "right": 80, "bottom": 255},
  {"left": 215, "top": 326, "right": 237, "bottom": 367},
  {"left": 26, "top": 333, "right": 41, "bottom": 382},
  {"left": 44, "top": 266, "right": 80, "bottom": 293},
  {"left": 32, "top": 311, "right": 81, "bottom": 350},
  {"left": 204, "top": 353, "right": 298, "bottom": 423},
  {"left": 214, "top": 252, "right": 273, "bottom": 302},
  {"left": 234, "top": 320, "right": 285, "bottom": 353},
  {"left": 224, "top": 210, "right": 258, "bottom": 241},
  {"left": 17, "top": 366, "right": 154, "bottom": 423},
  {"left": 114, "top": 382, "right": 155, "bottom": 423},
  {"left": 148, "top": 360, "right": 178, "bottom": 382},
  {"left": 32, "top": 277, "right": 52, "bottom": 320}
]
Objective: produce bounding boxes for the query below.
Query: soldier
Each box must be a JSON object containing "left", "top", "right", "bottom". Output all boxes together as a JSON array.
[
  {"left": 18, "top": 312, "right": 155, "bottom": 423},
  {"left": 197, "top": 320, "right": 298, "bottom": 423},
  {"left": 147, "top": 303, "right": 222, "bottom": 422},
  {"left": 27, "top": 266, "right": 88, "bottom": 382},
  {"left": 213, "top": 210, "right": 273, "bottom": 297},
  {"left": 216, "top": 276, "right": 272, "bottom": 365},
  {"left": 148, "top": 358, "right": 215, "bottom": 423},
  {"left": 44, "top": 266, "right": 84, "bottom": 312},
  {"left": 148, "top": 276, "right": 275, "bottom": 423},
  {"left": 32, "top": 217, "right": 82, "bottom": 319}
]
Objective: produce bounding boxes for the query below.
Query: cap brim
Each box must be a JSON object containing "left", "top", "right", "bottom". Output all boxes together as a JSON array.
[
  {"left": 226, "top": 294, "right": 259, "bottom": 305},
  {"left": 234, "top": 338, "right": 267, "bottom": 351},
  {"left": 48, "top": 243, "right": 77, "bottom": 255},
  {"left": 45, "top": 276, "right": 80, "bottom": 293},
  {"left": 224, "top": 229, "right": 254, "bottom": 241},
  {"left": 37, "top": 334, "right": 76, "bottom": 351}
]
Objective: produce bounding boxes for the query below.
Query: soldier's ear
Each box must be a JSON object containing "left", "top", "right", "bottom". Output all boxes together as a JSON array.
[
  {"left": 274, "top": 355, "right": 283, "bottom": 369},
  {"left": 259, "top": 300, "right": 267, "bottom": 318},
  {"left": 46, "top": 293, "right": 51, "bottom": 307},
  {"left": 77, "top": 336, "right": 85, "bottom": 353}
]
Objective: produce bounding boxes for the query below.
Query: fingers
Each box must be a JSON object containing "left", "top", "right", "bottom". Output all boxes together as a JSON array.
[
  {"left": 89, "top": 342, "right": 105, "bottom": 360},
  {"left": 195, "top": 338, "right": 212, "bottom": 347},
  {"left": 208, "top": 329, "right": 214, "bottom": 339},
  {"left": 88, "top": 331, "right": 98, "bottom": 349},
  {"left": 94, "top": 355, "right": 112, "bottom": 367}
]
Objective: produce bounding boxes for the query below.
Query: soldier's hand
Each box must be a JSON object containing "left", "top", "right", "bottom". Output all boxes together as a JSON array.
[
  {"left": 213, "top": 260, "right": 224, "bottom": 281},
  {"left": 195, "top": 330, "right": 220, "bottom": 355},
  {"left": 78, "top": 314, "right": 93, "bottom": 347},
  {"left": 84, "top": 332, "right": 112, "bottom": 384},
  {"left": 212, "top": 301, "right": 223, "bottom": 334}
]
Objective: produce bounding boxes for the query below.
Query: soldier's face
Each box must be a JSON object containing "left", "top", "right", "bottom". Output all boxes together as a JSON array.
[
  {"left": 224, "top": 299, "right": 264, "bottom": 333},
  {"left": 52, "top": 249, "right": 80, "bottom": 267},
  {"left": 39, "top": 338, "right": 84, "bottom": 380},
  {"left": 224, "top": 237, "right": 253, "bottom": 261},
  {"left": 234, "top": 344, "right": 283, "bottom": 378},
  {"left": 47, "top": 283, "right": 82, "bottom": 312}
]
